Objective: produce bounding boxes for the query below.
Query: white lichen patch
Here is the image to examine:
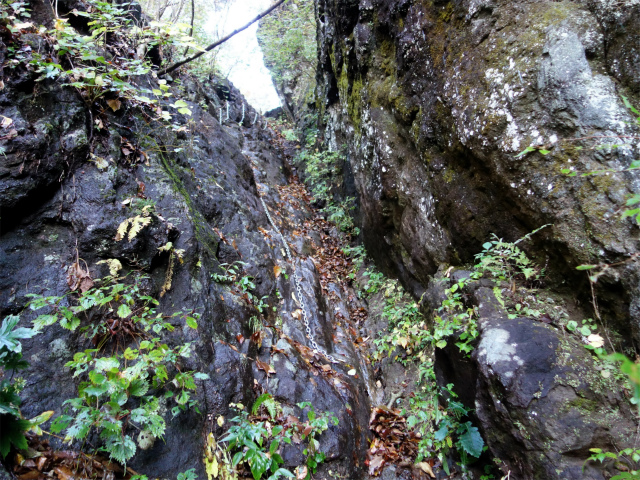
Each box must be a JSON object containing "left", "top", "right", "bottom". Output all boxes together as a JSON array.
[{"left": 477, "top": 328, "right": 525, "bottom": 375}]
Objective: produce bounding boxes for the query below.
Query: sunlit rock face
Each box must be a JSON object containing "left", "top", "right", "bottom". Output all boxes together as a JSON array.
[{"left": 316, "top": 0, "right": 640, "bottom": 477}]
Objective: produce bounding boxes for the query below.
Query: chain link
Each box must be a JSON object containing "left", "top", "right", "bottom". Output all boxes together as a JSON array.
[{"left": 258, "top": 196, "right": 339, "bottom": 364}]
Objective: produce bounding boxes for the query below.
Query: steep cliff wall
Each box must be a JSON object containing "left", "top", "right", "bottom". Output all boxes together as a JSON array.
[
  {"left": 0, "top": 1, "right": 377, "bottom": 477},
  {"left": 317, "top": 0, "right": 640, "bottom": 332},
  {"left": 311, "top": 0, "right": 640, "bottom": 478}
]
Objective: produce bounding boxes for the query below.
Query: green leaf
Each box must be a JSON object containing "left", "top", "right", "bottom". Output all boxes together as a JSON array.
[
  {"left": 128, "top": 379, "right": 149, "bottom": 397},
  {"left": 124, "top": 347, "right": 138, "bottom": 360},
  {"left": 0, "top": 416, "right": 30, "bottom": 458},
  {"left": 576, "top": 264, "right": 598, "bottom": 270},
  {"left": 89, "top": 371, "right": 106, "bottom": 385},
  {"left": 434, "top": 425, "right": 449, "bottom": 442},
  {"left": 458, "top": 424, "right": 484, "bottom": 458},
  {"left": 117, "top": 303, "right": 132, "bottom": 319},
  {"left": 514, "top": 146, "right": 536, "bottom": 158},
  {"left": 185, "top": 316, "right": 198, "bottom": 329},
  {"left": 104, "top": 435, "right": 136, "bottom": 464},
  {"left": 95, "top": 357, "right": 120, "bottom": 371},
  {"left": 83, "top": 383, "right": 109, "bottom": 397},
  {"left": 33, "top": 314, "right": 58, "bottom": 330}
]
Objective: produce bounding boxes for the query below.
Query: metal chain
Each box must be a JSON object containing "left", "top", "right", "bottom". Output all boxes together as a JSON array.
[{"left": 258, "top": 196, "right": 338, "bottom": 364}]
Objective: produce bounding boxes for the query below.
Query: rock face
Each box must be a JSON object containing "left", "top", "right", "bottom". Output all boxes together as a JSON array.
[
  {"left": 434, "top": 278, "right": 638, "bottom": 479},
  {"left": 316, "top": 0, "right": 640, "bottom": 330},
  {"left": 312, "top": 0, "right": 640, "bottom": 477},
  {"left": 0, "top": 2, "right": 373, "bottom": 477}
]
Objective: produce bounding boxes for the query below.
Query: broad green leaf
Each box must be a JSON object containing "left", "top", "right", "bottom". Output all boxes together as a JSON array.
[
  {"left": 117, "top": 303, "right": 132, "bottom": 319},
  {"left": 458, "top": 424, "right": 484, "bottom": 457}
]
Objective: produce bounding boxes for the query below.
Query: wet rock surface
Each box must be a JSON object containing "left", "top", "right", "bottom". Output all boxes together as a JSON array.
[
  {"left": 0, "top": 10, "right": 375, "bottom": 475},
  {"left": 431, "top": 274, "right": 638, "bottom": 479},
  {"left": 3, "top": 0, "right": 640, "bottom": 478},
  {"left": 313, "top": 0, "right": 640, "bottom": 477},
  {"left": 317, "top": 0, "right": 640, "bottom": 329}
]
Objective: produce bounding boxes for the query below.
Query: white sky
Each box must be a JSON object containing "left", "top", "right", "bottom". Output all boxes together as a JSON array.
[{"left": 205, "top": 0, "right": 281, "bottom": 112}]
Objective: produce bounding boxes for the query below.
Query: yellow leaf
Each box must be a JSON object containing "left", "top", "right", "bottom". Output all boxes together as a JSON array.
[
  {"left": 97, "top": 259, "right": 122, "bottom": 276},
  {"left": 205, "top": 456, "right": 218, "bottom": 480},
  {"left": 0, "top": 116, "right": 13, "bottom": 128},
  {"left": 217, "top": 416, "right": 224, "bottom": 427},
  {"left": 587, "top": 334, "right": 605, "bottom": 348},
  {"left": 416, "top": 462, "right": 436, "bottom": 478},
  {"left": 127, "top": 215, "right": 152, "bottom": 242},
  {"left": 115, "top": 217, "right": 132, "bottom": 241},
  {"left": 158, "top": 242, "right": 173, "bottom": 252},
  {"left": 106, "top": 98, "right": 121, "bottom": 112}
]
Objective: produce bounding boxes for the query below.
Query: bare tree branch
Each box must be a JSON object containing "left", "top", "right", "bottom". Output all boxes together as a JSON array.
[
  {"left": 182, "top": 0, "right": 195, "bottom": 57},
  {"left": 158, "top": 0, "right": 288, "bottom": 76}
]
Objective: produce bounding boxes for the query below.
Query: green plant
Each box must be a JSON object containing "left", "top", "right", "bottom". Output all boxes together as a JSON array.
[
  {"left": 586, "top": 447, "right": 640, "bottom": 479},
  {"left": 367, "top": 229, "right": 547, "bottom": 471},
  {"left": 362, "top": 267, "right": 386, "bottom": 296},
  {"left": 281, "top": 129, "right": 297, "bottom": 142},
  {"left": 26, "top": 273, "right": 206, "bottom": 465},
  {"left": 177, "top": 468, "right": 199, "bottom": 480},
  {"left": 326, "top": 198, "right": 359, "bottom": 235},
  {"left": 17, "top": 0, "right": 201, "bottom": 123},
  {"left": 221, "top": 395, "right": 337, "bottom": 480},
  {"left": 211, "top": 261, "right": 246, "bottom": 284},
  {"left": 342, "top": 244, "right": 367, "bottom": 276},
  {"left": 222, "top": 403, "right": 293, "bottom": 480},
  {"left": 257, "top": 0, "right": 316, "bottom": 106},
  {"left": 0, "top": 315, "right": 38, "bottom": 458},
  {"left": 474, "top": 226, "right": 549, "bottom": 283},
  {"left": 297, "top": 402, "right": 338, "bottom": 476}
]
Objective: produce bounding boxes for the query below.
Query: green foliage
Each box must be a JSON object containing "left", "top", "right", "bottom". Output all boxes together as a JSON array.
[
  {"left": 366, "top": 229, "right": 547, "bottom": 469},
  {"left": 221, "top": 397, "right": 337, "bottom": 480},
  {"left": 5, "top": 0, "right": 202, "bottom": 116},
  {"left": 364, "top": 264, "right": 484, "bottom": 468},
  {"left": 342, "top": 245, "right": 367, "bottom": 275},
  {"left": 257, "top": 0, "right": 316, "bottom": 103},
  {"left": 474, "top": 226, "right": 549, "bottom": 282},
  {"left": 211, "top": 261, "right": 246, "bottom": 283},
  {"left": 251, "top": 393, "right": 279, "bottom": 419},
  {"left": 0, "top": 315, "right": 38, "bottom": 458},
  {"left": 177, "top": 469, "right": 198, "bottom": 480},
  {"left": 281, "top": 129, "right": 298, "bottom": 142},
  {"left": 212, "top": 262, "right": 271, "bottom": 317},
  {"left": 587, "top": 447, "right": 640, "bottom": 479},
  {"left": 28, "top": 274, "right": 198, "bottom": 342},
  {"left": 297, "top": 402, "right": 339, "bottom": 476},
  {"left": 1, "top": 0, "right": 32, "bottom": 67},
  {"left": 298, "top": 148, "right": 359, "bottom": 236},
  {"left": 26, "top": 274, "right": 206, "bottom": 465},
  {"left": 222, "top": 403, "right": 292, "bottom": 480}
]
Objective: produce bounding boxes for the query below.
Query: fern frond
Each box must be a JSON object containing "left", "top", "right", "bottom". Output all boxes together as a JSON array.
[
  {"left": 96, "top": 259, "right": 123, "bottom": 276},
  {"left": 158, "top": 242, "right": 173, "bottom": 253},
  {"left": 127, "top": 215, "right": 152, "bottom": 242},
  {"left": 115, "top": 218, "right": 132, "bottom": 241},
  {"left": 160, "top": 253, "right": 175, "bottom": 298},
  {"left": 251, "top": 393, "right": 279, "bottom": 419}
]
